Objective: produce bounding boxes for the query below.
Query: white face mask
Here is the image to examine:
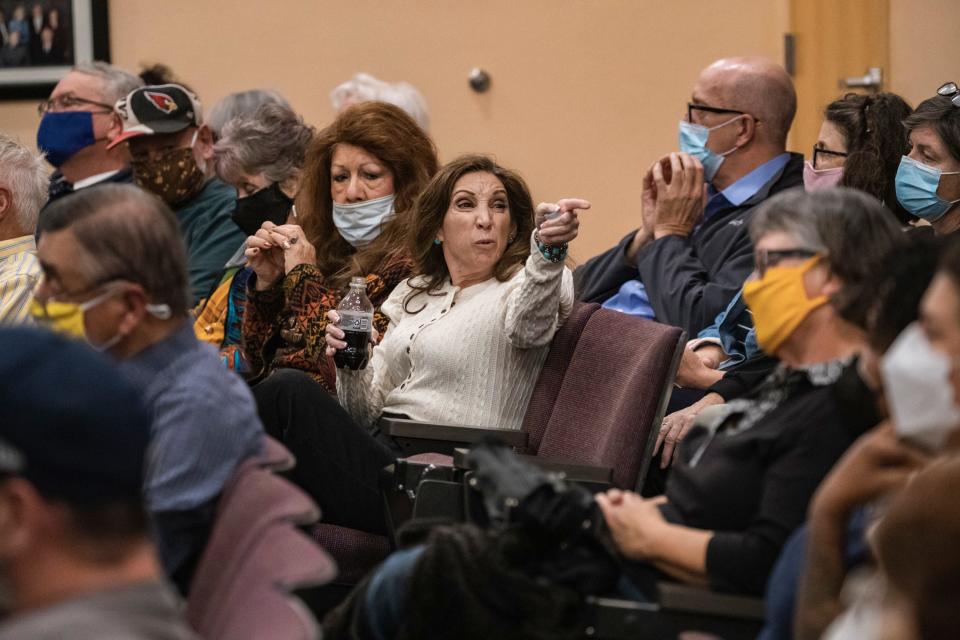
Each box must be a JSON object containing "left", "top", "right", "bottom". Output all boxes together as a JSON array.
[
  {"left": 881, "top": 322, "right": 960, "bottom": 450},
  {"left": 332, "top": 194, "right": 395, "bottom": 248}
]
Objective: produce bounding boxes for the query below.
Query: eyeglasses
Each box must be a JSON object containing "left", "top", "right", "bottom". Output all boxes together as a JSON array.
[
  {"left": 939, "top": 82, "right": 960, "bottom": 108},
  {"left": 687, "top": 102, "right": 759, "bottom": 124},
  {"left": 754, "top": 248, "right": 820, "bottom": 277},
  {"left": 812, "top": 145, "right": 848, "bottom": 169},
  {"left": 37, "top": 94, "right": 114, "bottom": 116}
]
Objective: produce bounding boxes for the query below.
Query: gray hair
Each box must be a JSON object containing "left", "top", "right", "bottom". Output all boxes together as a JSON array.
[
  {"left": 330, "top": 73, "right": 430, "bottom": 131},
  {"left": 206, "top": 89, "right": 291, "bottom": 138},
  {"left": 749, "top": 187, "right": 904, "bottom": 327},
  {"left": 72, "top": 61, "right": 143, "bottom": 105},
  {"left": 0, "top": 134, "right": 49, "bottom": 234},
  {"left": 37, "top": 184, "right": 189, "bottom": 316},
  {"left": 214, "top": 102, "right": 314, "bottom": 185}
]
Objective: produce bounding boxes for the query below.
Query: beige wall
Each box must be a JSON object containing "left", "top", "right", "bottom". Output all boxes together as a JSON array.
[
  {"left": 889, "top": 0, "right": 960, "bottom": 107},
  {"left": 0, "top": 0, "right": 789, "bottom": 260},
  {"left": 2, "top": 1, "right": 956, "bottom": 258}
]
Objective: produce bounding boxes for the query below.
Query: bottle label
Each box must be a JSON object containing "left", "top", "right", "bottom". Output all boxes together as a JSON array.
[{"left": 339, "top": 311, "right": 372, "bottom": 332}]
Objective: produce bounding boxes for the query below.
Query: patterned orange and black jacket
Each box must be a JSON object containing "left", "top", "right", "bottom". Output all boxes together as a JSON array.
[{"left": 242, "top": 253, "right": 413, "bottom": 392}]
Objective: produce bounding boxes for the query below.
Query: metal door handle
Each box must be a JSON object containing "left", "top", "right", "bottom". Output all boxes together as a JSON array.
[{"left": 841, "top": 67, "right": 882, "bottom": 91}]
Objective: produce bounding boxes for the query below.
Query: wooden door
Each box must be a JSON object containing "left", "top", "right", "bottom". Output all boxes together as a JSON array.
[{"left": 788, "top": 0, "right": 890, "bottom": 154}]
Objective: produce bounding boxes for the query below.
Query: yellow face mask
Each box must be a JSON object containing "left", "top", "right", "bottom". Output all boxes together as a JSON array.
[
  {"left": 742, "top": 255, "right": 829, "bottom": 355},
  {"left": 29, "top": 297, "right": 86, "bottom": 338}
]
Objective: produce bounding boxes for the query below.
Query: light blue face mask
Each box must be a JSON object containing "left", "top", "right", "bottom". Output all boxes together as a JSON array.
[
  {"left": 895, "top": 155, "right": 960, "bottom": 221},
  {"left": 678, "top": 115, "right": 743, "bottom": 182},
  {"left": 332, "top": 193, "right": 396, "bottom": 247}
]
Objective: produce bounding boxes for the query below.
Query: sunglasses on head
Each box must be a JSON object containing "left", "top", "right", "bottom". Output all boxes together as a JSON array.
[{"left": 938, "top": 81, "right": 960, "bottom": 108}]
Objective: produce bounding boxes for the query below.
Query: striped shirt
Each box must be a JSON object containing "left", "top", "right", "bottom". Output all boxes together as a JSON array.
[{"left": 0, "top": 235, "right": 41, "bottom": 325}]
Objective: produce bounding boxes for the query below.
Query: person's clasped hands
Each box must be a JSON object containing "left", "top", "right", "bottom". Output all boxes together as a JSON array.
[
  {"left": 596, "top": 488, "right": 670, "bottom": 560},
  {"left": 637, "top": 152, "right": 710, "bottom": 245},
  {"left": 244, "top": 220, "right": 318, "bottom": 290}
]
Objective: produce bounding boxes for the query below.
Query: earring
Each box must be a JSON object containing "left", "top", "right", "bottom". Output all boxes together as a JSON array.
[
  {"left": 434, "top": 238, "right": 442, "bottom": 245},
  {"left": 508, "top": 233, "right": 516, "bottom": 243}
]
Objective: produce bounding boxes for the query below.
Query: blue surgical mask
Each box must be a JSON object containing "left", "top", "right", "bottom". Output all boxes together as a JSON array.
[
  {"left": 36, "top": 111, "right": 99, "bottom": 167},
  {"left": 678, "top": 116, "right": 743, "bottom": 182},
  {"left": 332, "top": 194, "right": 395, "bottom": 247},
  {"left": 895, "top": 155, "right": 960, "bottom": 221}
]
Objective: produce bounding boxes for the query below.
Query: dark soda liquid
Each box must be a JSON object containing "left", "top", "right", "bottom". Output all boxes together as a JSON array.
[{"left": 334, "top": 329, "right": 370, "bottom": 370}]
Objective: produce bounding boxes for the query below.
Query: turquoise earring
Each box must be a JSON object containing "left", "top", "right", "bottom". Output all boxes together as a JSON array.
[{"left": 434, "top": 238, "right": 442, "bottom": 245}]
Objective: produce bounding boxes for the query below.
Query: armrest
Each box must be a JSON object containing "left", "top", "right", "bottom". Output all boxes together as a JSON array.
[
  {"left": 452, "top": 448, "right": 614, "bottom": 486},
  {"left": 584, "top": 591, "right": 765, "bottom": 640},
  {"left": 379, "top": 417, "right": 529, "bottom": 449},
  {"left": 656, "top": 582, "right": 765, "bottom": 620}
]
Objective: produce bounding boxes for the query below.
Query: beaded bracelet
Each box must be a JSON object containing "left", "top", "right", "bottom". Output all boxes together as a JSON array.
[{"left": 535, "top": 230, "right": 568, "bottom": 263}]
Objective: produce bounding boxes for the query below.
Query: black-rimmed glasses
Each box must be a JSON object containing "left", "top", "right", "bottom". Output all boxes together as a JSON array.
[
  {"left": 37, "top": 94, "right": 114, "bottom": 116},
  {"left": 755, "top": 248, "right": 820, "bottom": 277},
  {"left": 812, "top": 145, "right": 849, "bottom": 169},
  {"left": 939, "top": 82, "right": 960, "bottom": 108},
  {"left": 687, "top": 102, "right": 758, "bottom": 124}
]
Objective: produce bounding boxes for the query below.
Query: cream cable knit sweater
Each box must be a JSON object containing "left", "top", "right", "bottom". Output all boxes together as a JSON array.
[{"left": 337, "top": 233, "right": 574, "bottom": 431}]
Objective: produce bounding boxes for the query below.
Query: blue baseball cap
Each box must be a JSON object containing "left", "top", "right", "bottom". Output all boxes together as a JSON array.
[{"left": 0, "top": 328, "right": 151, "bottom": 505}]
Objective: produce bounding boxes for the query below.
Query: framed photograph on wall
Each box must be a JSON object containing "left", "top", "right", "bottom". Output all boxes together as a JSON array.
[{"left": 0, "top": 0, "right": 109, "bottom": 100}]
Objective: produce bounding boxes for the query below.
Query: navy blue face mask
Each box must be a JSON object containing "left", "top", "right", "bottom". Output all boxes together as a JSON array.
[{"left": 36, "top": 112, "right": 100, "bottom": 167}]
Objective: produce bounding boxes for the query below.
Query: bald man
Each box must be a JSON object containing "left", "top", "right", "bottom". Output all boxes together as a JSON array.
[{"left": 576, "top": 57, "right": 801, "bottom": 340}]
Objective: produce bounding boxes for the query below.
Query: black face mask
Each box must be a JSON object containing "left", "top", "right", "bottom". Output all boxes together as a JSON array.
[{"left": 231, "top": 182, "right": 294, "bottom": 236}]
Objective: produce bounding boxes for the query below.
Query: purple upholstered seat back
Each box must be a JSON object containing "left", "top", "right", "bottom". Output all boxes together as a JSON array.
[
  {"left": 521, "top": 302, "right": 600, "bottom": 453},
  {"left": 530, "top": 308, "right": 683, "bottom": 489},
  {"left": 187, "top": 439, "right": 335, "bottom": 639}
]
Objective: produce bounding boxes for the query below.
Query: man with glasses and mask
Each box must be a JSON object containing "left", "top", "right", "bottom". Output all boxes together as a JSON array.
[
  {"left": 36, "top": 62, "right": 143, "bottom": 205},
  {"left": 576, "top": 57, "right": 801, "bottom": 341},
  {"left": 32, "top": 183, "right": 264, "bottom": 594},
  {"left": 108, "top": 84, "right": 246, "bottom": 305}
]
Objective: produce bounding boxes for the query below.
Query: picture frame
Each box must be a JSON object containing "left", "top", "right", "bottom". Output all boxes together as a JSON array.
[{"left": 0, "top": 0, "right": 110, "bottom": 101}]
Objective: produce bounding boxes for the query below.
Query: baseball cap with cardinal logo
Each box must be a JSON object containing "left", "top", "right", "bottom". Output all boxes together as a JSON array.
[{"left": 107, "top": 83, "right": 203, "bottom": 149}]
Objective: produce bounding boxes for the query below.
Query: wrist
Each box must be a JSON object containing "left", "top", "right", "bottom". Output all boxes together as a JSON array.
[
  {"left": 654, "top": 223, "right": 693, "bottom": 239},
  {"left": 642, "top": 519, "right": 675, "bottom": 562},
  {"left": 254, "top": 272, "right": 282, "bottom": 291},
  {"left": 627, "top": 228, "right": 653, "bottom": 262},
  {"left": 534, "top": 230, "right": 568, "bottom": 263},
  {"left": 809, "top": 487, "right": 855, "bottom": 525}
]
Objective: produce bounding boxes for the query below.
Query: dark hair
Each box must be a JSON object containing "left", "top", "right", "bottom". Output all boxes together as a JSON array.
[
  {"left": 904, "top": 94, "right": 960, "bottom": 164},
  {"left": 750, "top": 187, "right": 906, "bottom": 328},
  {"left": 37, "top": 184, "right": 190, "bottom": 316},
  {"left": 404, "top": 155, "right": 536, "bottom": 313},
  {"left": 64, "top": 500, "right": 151, "bottom": 564},
  {"left": 297, "top": 102, "right": 438, "bottom": 291},
  {"left": 824, "top": 92, "right": 913, "bottom": 224},
  {"left": 137, "top": 63, "right": 192, "bottom": 92},
  {"left": 860, "top": 230, "right": 943, "bottom": 352}
]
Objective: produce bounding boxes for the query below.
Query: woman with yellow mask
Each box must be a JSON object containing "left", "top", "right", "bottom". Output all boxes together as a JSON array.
[{"left": 594, "top": 187, "right": 904, "bottom": 596}]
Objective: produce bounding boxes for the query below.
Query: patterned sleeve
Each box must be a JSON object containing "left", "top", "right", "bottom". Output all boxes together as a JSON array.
[{"left": 242, "top": 273, "right": 285, "bottom": 381}]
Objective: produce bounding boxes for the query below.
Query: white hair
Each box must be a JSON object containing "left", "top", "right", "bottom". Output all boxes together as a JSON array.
[
  {"left": 330, "top": 73, "right": 430, "bottom": 131},
  {"left": 72, "top": 61, "right": 143, "bottom": 105},
  {"left": 0, "top": 134, "right": 49, "bottom": 234},
  {"left": 206, "top": 89, "right": 292, "bottom": 138}
]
